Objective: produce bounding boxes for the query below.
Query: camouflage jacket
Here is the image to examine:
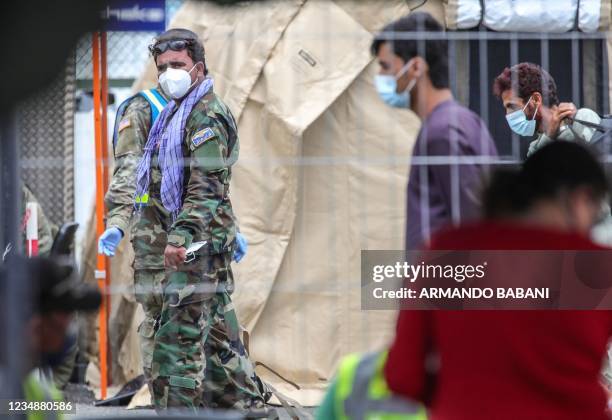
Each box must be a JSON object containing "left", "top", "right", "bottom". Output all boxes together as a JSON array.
[
  {"left": 21, "top": 185, "right": 57, "bottom": 256},
  {"left": 105, "top": 95, "right": 153, "bottom": 234},
  {"left": 149, "top": 89, "right": 239, "bottom": 254}
]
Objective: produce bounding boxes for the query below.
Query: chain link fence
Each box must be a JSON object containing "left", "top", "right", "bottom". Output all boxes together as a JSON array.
[
  {"left": 18, "top": 0, "right": 184, "bottom": 229},
  {"left": 19, "top": 57, "right": 74, "bottom": 227}
]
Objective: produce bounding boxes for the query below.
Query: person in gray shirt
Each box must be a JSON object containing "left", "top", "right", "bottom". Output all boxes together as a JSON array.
[
  {"left": 371, "top": 12, "right": 498, "bottom": 250},
  {"left": 493, "top": 62, "right": 601, "bottom": 157},
  {"left": 493, "top": 62, "right": 611, "bottom": 243}
]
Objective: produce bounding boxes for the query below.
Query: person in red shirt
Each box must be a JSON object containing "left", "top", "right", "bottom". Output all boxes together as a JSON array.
[{"left": 385, "top": 141, "right": 612, "bottom": 420}]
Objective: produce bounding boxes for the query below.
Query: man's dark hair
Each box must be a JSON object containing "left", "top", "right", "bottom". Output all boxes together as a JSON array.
[
  {"left": 151, "top": 28, "right": 207, "bottom": 75},
  {"left": 370, "top": 12, "right": 449, "bottom": 89},
  {"left": 484, "top": 141, "right": 608, "bottom": 218},
  {"left": 493, "top": 62, "right": 559, "bottom": 107}
]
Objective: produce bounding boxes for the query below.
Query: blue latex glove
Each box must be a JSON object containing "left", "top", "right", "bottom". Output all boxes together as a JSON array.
[
  {"left": 233, "top": 232, "right": 248, "bottom": 263},
  {"left": 98, "top": 227, "right": 123, "bottom": 257}
]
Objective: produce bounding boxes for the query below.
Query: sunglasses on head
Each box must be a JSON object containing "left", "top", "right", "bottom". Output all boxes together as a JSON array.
[{"left": 148, "top": 39, "right": 193, "bottom": 56}]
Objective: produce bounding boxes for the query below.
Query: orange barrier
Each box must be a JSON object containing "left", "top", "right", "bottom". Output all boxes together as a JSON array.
[
  {"left": 92, "top": 31, "right": 109, "bottom": 400},
  {"left": 100, "top": 31, "right": 112, "bottom": 384}
]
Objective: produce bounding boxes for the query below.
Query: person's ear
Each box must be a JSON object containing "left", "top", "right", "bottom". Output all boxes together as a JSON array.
[
  {"left": 527, "top": 92, "right": 543, "bottom": 119},
  {"left": 532, "top": 92, "right": 543, "bottom": 108},
  {"left": 411, "top": 56, "right": 426, "bottom": 79},
  {"left": 196, "top": 62, "right": 205, "bottom": 78},
  {"left": 570, "top": 188, "right": 600, "bottom": 232}
]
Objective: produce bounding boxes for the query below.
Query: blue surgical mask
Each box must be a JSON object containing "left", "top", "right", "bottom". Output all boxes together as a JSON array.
[
  {"left": 375, "top": 59, "right": 417, "bottom": 108},
  {"left": 506, "top": 96, "right": 539, "bottom": 137}
]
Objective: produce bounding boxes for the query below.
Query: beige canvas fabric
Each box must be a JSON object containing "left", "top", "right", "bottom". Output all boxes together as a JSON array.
[
  {"left": 599, "top": 0, "right": 611, "bottom": 31},
  {"left": 83, "top": 0, "right": 444, "bottom": 405},
  {"left": 442, "top": 0, "right": 482, "bottom": 30}
]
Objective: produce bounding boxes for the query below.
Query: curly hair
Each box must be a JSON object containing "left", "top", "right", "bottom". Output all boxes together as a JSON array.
[{"left": 493, "top": 62, "right": 559, "bottom": 107}]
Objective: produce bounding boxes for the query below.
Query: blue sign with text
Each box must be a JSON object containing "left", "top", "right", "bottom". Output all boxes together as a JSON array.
[{"left": 102, "top": 0, "right": 166, "bottom": 32}]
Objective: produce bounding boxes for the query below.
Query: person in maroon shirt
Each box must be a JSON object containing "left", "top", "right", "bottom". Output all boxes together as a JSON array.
[
  {"left": 385, "top": 141, "right": 612, "bottom": 420},
  {"left": 371, "top": 12, "right": 498, "bottom": 250}
]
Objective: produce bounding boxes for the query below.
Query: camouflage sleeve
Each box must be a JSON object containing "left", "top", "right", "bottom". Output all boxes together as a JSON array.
[
  {"left": 22, "top": 185, "right": 57, "bottom": 256},
  {"left": 105, "top": 96, "right": 151, "bottom": 234},
  {"left": 167, "top": 117, "right": 232, "bottom": 250},
  {"left": 36, "top": 201, "right": 56, "bottom": 256}
]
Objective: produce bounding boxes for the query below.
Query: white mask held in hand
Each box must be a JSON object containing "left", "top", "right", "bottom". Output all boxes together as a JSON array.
[{"left": 159, "top": 63, "right": 198, "bottom": 99}]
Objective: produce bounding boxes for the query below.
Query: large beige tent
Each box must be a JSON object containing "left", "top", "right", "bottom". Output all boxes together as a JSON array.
[{"left": 80, "top": 0, "right": 437, "bottom": 405}]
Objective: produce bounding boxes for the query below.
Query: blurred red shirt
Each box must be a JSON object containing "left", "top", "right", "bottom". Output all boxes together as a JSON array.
[{"left": 385, "top": 221, "right": 612, "bottom": 420}]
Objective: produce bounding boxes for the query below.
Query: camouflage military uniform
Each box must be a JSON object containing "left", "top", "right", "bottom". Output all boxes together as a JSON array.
[{"left": 105, "top": 91, "right": 263, "bottom": 410}]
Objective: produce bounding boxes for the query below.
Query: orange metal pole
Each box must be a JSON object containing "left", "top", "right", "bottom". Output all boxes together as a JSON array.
[
  {"left": 100, "top": 30, "right": 112, "bottom": 384},
  {"left": 100, "top": 32, "right": 110, "bottom": 194},
  {"left": 92, "top": 31, "right": 108, "bottom": 400}
]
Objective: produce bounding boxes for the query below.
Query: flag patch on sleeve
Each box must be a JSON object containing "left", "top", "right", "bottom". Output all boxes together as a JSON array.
[
  {"left": 191, "top": 127, "right": 216, "bottom": 148},
  {"left": 118, "top": 118, "right": 131, "bottom": 132}
]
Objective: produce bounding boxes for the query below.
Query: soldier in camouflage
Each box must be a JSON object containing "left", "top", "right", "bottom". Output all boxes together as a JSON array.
[{"left": 99, "top": 28, "right": 264, "bottom": 411}]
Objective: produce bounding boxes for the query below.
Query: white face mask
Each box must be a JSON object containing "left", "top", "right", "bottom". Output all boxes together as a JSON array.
[{"left": 159, "top": 63, "right": 198, "bottom": 99}]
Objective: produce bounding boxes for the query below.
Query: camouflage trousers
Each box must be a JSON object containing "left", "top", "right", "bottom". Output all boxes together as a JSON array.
[{"left": 133, "top": 256, "right": 263, "bottom": 410}]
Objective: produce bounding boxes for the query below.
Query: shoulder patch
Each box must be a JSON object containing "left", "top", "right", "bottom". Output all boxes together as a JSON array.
[
  {"left": 191, "top": 127, "right": 216, "bottom": 148},
  {"left": 118, "top": 118, "right": 131, "bottom": 132}
]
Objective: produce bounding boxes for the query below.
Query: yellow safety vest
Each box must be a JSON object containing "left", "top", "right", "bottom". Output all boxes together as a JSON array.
[
  {"left": 135, "top": 192, "right": 149, "bottom": 205},
  {"left": 334, "top": 352, "right": 428, "bottom": 420},
  {"left": 23, "top": 372, "right": 64, "bottom": 420}
]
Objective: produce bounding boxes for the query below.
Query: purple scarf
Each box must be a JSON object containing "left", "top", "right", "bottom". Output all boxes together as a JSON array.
[{"left": 135, "top": 78, "right": 213, "bottom": 219}]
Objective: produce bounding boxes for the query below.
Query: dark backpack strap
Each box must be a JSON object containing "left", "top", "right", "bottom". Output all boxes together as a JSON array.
[
  {"left": 572, "top": 117, "right": 608, "bottom": 132},
  {"left": 112, "top": 89, "right": 169, "bottom": 156}
]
